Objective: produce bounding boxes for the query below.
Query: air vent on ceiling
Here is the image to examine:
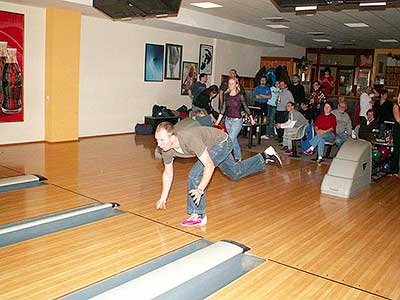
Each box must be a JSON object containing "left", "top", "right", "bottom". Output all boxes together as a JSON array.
[{"left": 93, "top": 0, "right": 182, "bottom": 20}]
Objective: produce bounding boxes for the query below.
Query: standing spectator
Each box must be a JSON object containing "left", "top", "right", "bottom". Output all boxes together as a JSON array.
[
  {"left": 276, "top": 80, "right": 294, "bottom": 144},
  {"left": 276, "top": 101, "right": 308, "bottom": 155},
  {"left": 310, "top": 80, "right": 327, "bottom": 119},
  {"left": 218, "top": 68, "right": 246, "bottom": 110},
  {"left": 254, "top": 76, "right": 271, "bottom": 123},
  {"left": 262, "top": 81, "right": 280, "bottom": 139},
  {"left": 304, "top": 102, "right": 337, "bottom": 164},
  {"left": 373, "top": 89, "right": 394, "bottom": 124},
  {"left": 359, "top": 86, "right": 379, "bottom": 122},
  {"left": 289, "top": 74, "right": 305, "bottom": 107},
  {"left": 391, "top": 98, "right": 400, "bottom": 176},
  {"left": 216, "top": 78, "right": 255, "bottom": 162},
  {"left": 332, "top": 101, "right": 352, "bottom": 148},
  {"left": 320, "top": 67, "right": 335, "bottom": 95},
  {"left": 189, "top": 73, "right": 208, "bottom": 101}
]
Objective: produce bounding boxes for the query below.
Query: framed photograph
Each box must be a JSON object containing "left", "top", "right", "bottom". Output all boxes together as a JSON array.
[
  {"left": 144, "top": 43, "right": 164, "bottom": 82},
  {"left": 164, "top": 43, "right": 182, "bottom": 80},
  {"left": 199, "top": 44, "right": 213, "bottom": 75},
  {"left": 0, "top": 11, "right": 24, "bottom": 123},
  {"left": 181, "top": 61, "right": 198, "bottom": 95}
]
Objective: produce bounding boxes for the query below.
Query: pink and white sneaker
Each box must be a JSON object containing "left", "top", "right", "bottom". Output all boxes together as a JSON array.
[{"left": 180, "top": 213, "right": 207, "bottom": 227}]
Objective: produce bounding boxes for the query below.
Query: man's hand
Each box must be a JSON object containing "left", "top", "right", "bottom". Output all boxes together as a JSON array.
[
  {"left": 276, "top": 123, "right": 281, "bottom": 129},
  {"left": 156, "top": 198, "right": 167, "bottom": 209},
  {"left": 189, "top": 188, "right": 203, "bottom": 206}
]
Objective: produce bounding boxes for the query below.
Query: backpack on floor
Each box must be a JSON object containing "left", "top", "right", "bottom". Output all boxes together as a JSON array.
[
  {"left": 300, "top": 123, "right": 314, "bottom": 152},
  {"left": 134, "top": 123, "right": 153, "bottom": 135}
]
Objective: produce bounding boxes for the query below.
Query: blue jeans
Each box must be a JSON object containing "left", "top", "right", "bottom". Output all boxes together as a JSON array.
[
  {"left": 309, "top": 132, "right": 335, "bottom": 158},
  {"left": 267, "top": 105, "right": 276, "bottom": 136},
  {"left": 225, "top": 117, "right": 243, "bottom": 160},
  {"left": 335, "top": 132, "right": 348, "bottom": 148},
  {"left": 186, "top": 137, "right": 266, "bottom": 215}
]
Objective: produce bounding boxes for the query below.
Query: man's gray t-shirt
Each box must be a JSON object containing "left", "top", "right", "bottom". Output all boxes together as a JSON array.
[{"left": 161, "top": 126, "right": 227, "bottom": 165}]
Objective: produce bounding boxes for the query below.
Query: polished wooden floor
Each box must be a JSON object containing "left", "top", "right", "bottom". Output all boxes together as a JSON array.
[{"left": 0, "top": 134, "right": 399, "bottom": 299}]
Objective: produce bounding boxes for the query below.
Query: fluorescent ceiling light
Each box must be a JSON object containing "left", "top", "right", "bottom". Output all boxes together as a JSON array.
[
  {"left": 308, "top": 31, "right": 325, "bottom": 35},
  {"left": 266, "top": 24, "right": 289, "bottom": 29},
  {"left": 313, "top": 39, "right": 331, "bottom": 42},
  {"left": 262, "top": 17, "right": 284, "bottom": 20},
  {"left": 344, "top": 22, "right": 369, "bottom": 27},
  {"left": 295, "top": 5, "right": 317, "bottom": 11},
  {"left": 379, "top": 39, "right": 398, "bottom": 43},
  {"left": 190, "top": 2, "right": 222, "bottom": 8},
  {"left": 359, "top": 2, "right": 386, "bottom": 6}
]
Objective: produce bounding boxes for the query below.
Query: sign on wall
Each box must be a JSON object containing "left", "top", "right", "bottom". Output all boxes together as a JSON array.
[{"left": 0, "top": 10, "right": 24, "bottom": 123}]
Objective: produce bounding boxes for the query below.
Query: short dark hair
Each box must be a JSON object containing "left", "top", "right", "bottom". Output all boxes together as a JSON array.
[
  {"left": 260, "top": 76, "right": 267, "bottom": 80},
  {"left": 366, "top": 108, "right": 374, "bottom": 116},
  {"left": 199, "top": 73, "right": 207, "bottom": 80},
  {"left": 381, "top": 89, "right": 388, "bottom": 96},
  {"left": 287, "top": 101, "right": 295, "bottom": 107},
  {"left": 323, "top": 67, "right": 331, "bottom": 74},
  {"left": 293, "top": 74, "right": 300, "bottom": 79},
  {"left": 324, "top": 101, "right": 333, "bottom": 110},
  {"left": 202, "top": 84, "right": 219, "bottom": 96},
  {"left": 300, "top": 101, "right": 309, "bottom": 106}
]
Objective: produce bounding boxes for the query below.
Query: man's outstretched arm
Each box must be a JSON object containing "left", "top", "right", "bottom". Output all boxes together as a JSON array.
[{"left": 156, "top": 162, "right": 174, "bottom": 209}]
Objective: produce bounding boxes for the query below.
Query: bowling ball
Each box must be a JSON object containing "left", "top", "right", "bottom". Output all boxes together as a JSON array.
[
  {"left": 378, "top": 146, "right": 390, "bottom": 160},
  {"left": 213, "top": 124, "right": 227, "bottom": 132},
  {"left": 372, "top": 149, "right": 381, "bottom": 162},
  {"left": 381, "top": 162, "right": 391, "bottom": 174}
]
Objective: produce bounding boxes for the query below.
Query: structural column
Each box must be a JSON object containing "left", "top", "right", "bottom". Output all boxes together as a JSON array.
[{"left": 45, "top": 8, "right": 80, "bottom": 142}]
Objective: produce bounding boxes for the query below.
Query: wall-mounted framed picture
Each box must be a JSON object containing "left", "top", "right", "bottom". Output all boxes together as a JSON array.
[
  {"left": 144, "top": 43, "right": 164, "bottom": 82},
  {"left": 164, "top": 43, "right": 182, "bottom": 80},
  {"left": 0, "top": 11, "right": 24, "bottom": 123},
  {"left": 181, "top": 61, "right": 198, "bottom": 95},
  {"left": 199, "top": 44, "right": 213, "bottom": 75}
]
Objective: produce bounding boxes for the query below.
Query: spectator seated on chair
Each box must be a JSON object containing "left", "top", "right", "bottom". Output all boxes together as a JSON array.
[
  {"left": 358, "top": 109, "right": 378, "bottom": 142},
  {"left": 299, "top": 101, "right": 314, "bottom": 124},
  {"left": 276, "top": 101, "right": 308, "bottom": 156},
  {"left": 304, "top": 101, "right": 337, "bottom": 164},
  {"left": 332, "top": 101, "right": 352, "bottom": 148}
]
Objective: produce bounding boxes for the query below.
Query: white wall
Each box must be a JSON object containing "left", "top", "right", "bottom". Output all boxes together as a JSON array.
[
  {"left": 79, "top": 16, "right": 305, "bottom": 137},
  {"left": 0, "top": 2, "right": 45, "bottom": 144},
  {"left": 79, "top": 16, "right": 216, "bottom": 137}
]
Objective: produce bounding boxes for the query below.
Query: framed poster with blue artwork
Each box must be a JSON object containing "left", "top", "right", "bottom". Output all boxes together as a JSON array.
[{"left": 144, "top": 43, "right": 164, "bottom": 82}]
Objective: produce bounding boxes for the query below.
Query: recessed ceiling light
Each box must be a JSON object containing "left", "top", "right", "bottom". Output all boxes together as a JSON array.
[
  {"left": 190, "top": 2, "right": 222, "bottom": 8},
  {"left": 266, "top": 24, "right": 289, "bottom": 29},
  {"left": 379, "top": 39, "right": 399, "bottom": 43},
  {"left": 307, "top": 31, "right": 325, "bottom": 35},
  {"left": 295, "top": 5, "right": 317, "bottom": 11},
  {"left": 313, "top": 39, "right": 331, "bottom": 42},
  {"left": 262, "top": 17, "right": 284, "bottom": 20},
  {"left": 344, "top": 22, "right": 369, "bottom": 28},
  {"left": 359, "top": 2, "right": 386, "bottom": 6}
]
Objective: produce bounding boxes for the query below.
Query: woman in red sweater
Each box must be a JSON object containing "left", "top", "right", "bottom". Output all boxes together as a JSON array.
[{"left": 304, "top": 102, "right": 337, "bottom": 163}]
